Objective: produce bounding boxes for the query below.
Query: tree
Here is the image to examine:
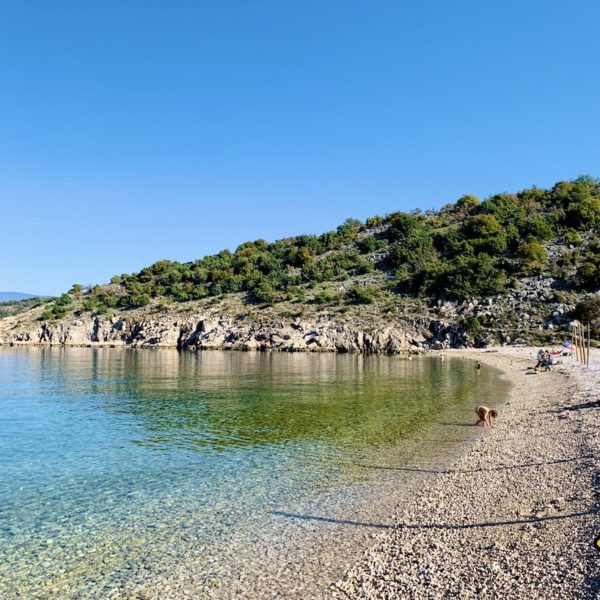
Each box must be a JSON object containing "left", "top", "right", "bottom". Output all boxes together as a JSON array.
[
  {"left": 572, "top": 296, "right": 600, "bottom": 323},
  {"left": 461, "top": 214, "right": 508, "bottom": 254},
  {"left": 455, "top": 194, "right": 480, "bottom": 215},
  {"left": 252, "top": 281, "right": 277, "bottom": 305},
  {"left": 518, "top": 242, "right": 548, "bottom": 276}
]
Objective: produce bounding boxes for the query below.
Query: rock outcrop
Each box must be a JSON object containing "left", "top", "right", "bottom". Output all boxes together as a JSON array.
[{"left": 0, "top": 312, "right": 429, "bottom": 354}]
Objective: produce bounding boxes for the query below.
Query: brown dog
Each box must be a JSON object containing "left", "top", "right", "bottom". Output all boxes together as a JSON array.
[{"left": 475, "top": 405, "right": 498, "bottom": 428}]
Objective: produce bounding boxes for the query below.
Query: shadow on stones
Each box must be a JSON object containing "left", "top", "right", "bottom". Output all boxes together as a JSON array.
[
  {"left": 351, "top": 454, "right": 595, "bottom": 476},
  {"left": 273, "top": 509, "right": 597, "bottom": 531},
  {"left": 560, "top": 399, "right": 600, "bottom": 411}
]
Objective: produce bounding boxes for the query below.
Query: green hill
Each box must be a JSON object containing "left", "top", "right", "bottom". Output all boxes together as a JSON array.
[
  {"left": 51, "top": 176, "right": 599, "bottom": 316},
  {"left": 3, "top": 176, "right": 599, "bottom": 350}
]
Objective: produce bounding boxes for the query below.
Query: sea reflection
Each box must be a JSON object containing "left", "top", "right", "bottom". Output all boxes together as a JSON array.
[{"left": 6, "top": 348, "right": 488, "bottom": 453}]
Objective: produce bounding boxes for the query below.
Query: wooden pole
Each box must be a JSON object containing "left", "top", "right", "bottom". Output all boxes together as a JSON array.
[{"left": 587, "top": 322, "right": 591, "bottom": 367}]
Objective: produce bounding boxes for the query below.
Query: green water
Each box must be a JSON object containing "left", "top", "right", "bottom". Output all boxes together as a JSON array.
[{"left": 0, "top": 348, "right": 507, "bottom": 598}]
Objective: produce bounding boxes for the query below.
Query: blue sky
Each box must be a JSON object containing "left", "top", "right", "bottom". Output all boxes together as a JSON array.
[{"left": 1, "top": 1, "right": 599, "bottom": 296}]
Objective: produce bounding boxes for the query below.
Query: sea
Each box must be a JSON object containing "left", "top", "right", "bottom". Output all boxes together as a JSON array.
[{"left": 0, "top": 347, "right": 508, "bottom": 599}]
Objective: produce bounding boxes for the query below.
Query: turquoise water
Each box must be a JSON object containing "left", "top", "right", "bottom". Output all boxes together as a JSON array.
[{"left": 0, "top": 348, "right": 506, "bottom": 599}]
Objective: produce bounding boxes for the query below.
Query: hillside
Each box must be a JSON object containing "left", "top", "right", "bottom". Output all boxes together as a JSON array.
[
  {"left": 1, "top": 176, "right": 599, "bottom": 352},
  {"left": 0, "top": 296, "right": 49, "bottom": 319}
]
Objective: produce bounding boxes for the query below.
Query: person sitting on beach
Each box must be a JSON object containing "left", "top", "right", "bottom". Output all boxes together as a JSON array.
[
  {"left": 535, "top": 349, "right": 545, "bottom": 369},
  {"left": 532, "top": 350, "right": 554, "bottom": 373}
]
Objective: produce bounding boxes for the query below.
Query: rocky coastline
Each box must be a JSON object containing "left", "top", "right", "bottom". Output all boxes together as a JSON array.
[
  {"left": 0, "top": 312, "right": 434, "bottom": 353},
  {"left": 0, "top": 275, "right": 588, "bottom": 354}
]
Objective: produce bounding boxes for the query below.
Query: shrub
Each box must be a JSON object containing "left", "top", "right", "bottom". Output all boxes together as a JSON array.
[
  {"left": 577, "top": 262, "right": 600, "bottom": 290},
  {"left": 522, "top": 216, "right": 554, "bottom": 241},
  {"left": 426, "top": 254, "right": 505, "bottom": 300},
  {"left": 337, "top": 218, "right": 362, "bottom": 242},
  {"left": 37, "top": 293, "right": 73, "bottom": 321},
  {"left": 461, "top": 214, "right": 508, "bottom": 254},
  {"left": 564, "top": 229, "right": 582, "bottom": 245},
  {"left": 455, "top": 194, "right": 480, "bottom": 214},
  {"left": 565, "top": 196, "right": 600, "bottom": 229},
  {"left": 463, "top": 316, "right": 482, "bottom": 336},
  {"left": 69, "top": 284, "right": 83, "bottom": 298},
  {"left": 572, "top": 296, "right": 600, "bottom": 323},
  {"left": 365, "top": 215, "right": 384, "bottom": 228},
  {"left": 518, "top": 242, "right": 548, "bottom": 276},
  {"left": 252, "top": 282, "right": 277, "bottom": 305},
  {"left": 571, "top": 296, "right": 600, "bottom": 336},
  {"left": 346, "top": 285, "right": 379, "bottom": 305},
  {"left": 128, "top": 293, "right": 151, "bottom": 308},
  {"left": 314, "top": 289, "right": 343, "bottom": 305},
  {"left": 358, "top": 235, "right": 386, "bottom": 254}
]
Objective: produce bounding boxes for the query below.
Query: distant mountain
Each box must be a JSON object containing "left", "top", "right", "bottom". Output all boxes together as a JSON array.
[{"left": 0, "top": 292, "right": 45, "bottom": 303}]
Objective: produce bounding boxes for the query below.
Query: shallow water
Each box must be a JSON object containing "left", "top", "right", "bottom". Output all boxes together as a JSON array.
[{"left": 0, "top": 348, "right": 507, "bottom": 599}]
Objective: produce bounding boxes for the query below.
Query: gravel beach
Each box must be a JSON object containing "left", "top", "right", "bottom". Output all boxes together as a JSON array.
[{"left": 333, "top": 347, "right": 600, "bottom": 599}]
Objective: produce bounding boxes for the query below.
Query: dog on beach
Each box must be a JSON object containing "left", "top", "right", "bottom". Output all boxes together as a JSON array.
[{"left": 475, "top": 405, "right": 498, "bottom": 428}]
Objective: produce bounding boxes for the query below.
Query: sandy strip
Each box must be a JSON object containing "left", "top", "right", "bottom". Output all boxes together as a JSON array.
[{"left": 332, "top": 347, "right": 600, "bottom": 599}]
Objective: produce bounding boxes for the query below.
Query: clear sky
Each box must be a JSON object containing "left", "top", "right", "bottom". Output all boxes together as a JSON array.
[{"left": 1, "top": 1, "right": 599, "bottom": 296}]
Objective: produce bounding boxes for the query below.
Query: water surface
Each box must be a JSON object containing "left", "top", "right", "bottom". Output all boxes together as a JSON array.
[{"left": 0, "top": 348, "right": 507, "bottom": 598}]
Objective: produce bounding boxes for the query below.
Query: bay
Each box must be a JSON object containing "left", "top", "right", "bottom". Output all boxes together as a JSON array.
[{"left": 0, "top": 348, "right": 508, "bottom": 599}]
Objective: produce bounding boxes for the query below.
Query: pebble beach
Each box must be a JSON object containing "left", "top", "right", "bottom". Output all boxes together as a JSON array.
[{"left": 333, "top": 347, "right": 600, "bottom": 599}]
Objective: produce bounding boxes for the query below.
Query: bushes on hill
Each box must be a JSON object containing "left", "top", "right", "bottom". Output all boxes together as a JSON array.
[
  {"left": 572, "top": 296, "right": 600, "bottom": 324},
  {"left": 66, "top": 175, "right": 599, "bottom": 314},
  {"left": 518, "top": 242, "right": 548, "bottom": 276},
  {"left": 346, "top": 285, "right": 380, "bottom": 305},
  {"left": 39, "top": 293, "right": 73, "bottom": 321},
  {"left": 571, "top": 296, "right": 600, "bottom": 336}
]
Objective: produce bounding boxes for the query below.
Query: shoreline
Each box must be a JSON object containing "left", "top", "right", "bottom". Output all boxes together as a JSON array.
[
  {"left": 333, "top": 347, "right": 600, "bottom": 599},
  {"left": 2, "top": 347, "right": 597, "bottom": 598}
]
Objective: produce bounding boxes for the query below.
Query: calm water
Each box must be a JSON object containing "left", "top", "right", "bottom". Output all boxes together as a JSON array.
[{"left": 0, "top": 348, "right": 507, "bottom": 599}]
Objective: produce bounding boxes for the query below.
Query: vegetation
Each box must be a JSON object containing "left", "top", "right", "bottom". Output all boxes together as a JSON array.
[
  {"left": 41, "top": 176, "right": 600, "bottom": 318},
  {"left": 0, "top": 297, "right": 48, "bottom": 319},
  {"left": 39, "top": 294, "right": 73, "bottom": 321},
  {"left": 572, "top": 296, "right": 600, "bottom": 336}
]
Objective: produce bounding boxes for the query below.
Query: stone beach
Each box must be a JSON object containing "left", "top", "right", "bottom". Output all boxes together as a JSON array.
[{"left": 332, "top": 347, "right": 600, "bottom": 600}]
